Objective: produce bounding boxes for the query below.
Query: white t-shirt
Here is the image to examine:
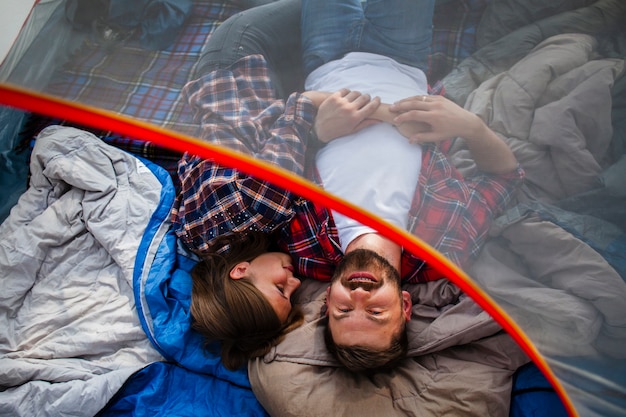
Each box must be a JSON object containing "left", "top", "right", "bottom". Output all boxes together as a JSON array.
[{"left": 306, "top": 52, "right": 428, "bottom": 251}]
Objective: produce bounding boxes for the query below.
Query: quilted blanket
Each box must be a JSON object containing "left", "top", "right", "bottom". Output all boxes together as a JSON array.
[
  {"left": 0, "top": 126, "right": 268, "bottom": 416},
  {"left": 0, "top": 126, "right": 166, "bottom": 415}
]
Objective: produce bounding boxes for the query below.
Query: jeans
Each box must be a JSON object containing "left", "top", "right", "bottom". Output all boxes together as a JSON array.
[
  {"left": 301, "top": 0, "right": 435, "bottom": 76},
  {"left": 195, "top": 0, "right": 303, "bottom": 99}
]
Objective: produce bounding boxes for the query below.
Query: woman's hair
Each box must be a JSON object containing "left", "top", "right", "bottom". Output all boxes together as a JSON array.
[{"left": 190, "top": 232, "right": 302, "bottom": 370}]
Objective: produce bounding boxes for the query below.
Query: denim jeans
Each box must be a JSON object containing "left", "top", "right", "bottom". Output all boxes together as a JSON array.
[
  {"left": 301, "top": 0, "right": 435, "bottom": 76},
  {"left": 195, "top": 0, "right": 303, "bottom": 98}
]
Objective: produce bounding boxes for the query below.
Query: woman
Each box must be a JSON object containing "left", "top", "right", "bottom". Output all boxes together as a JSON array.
[
  {"left": 189, "top": 232, "right": 303, "bottom": 370},
  {"left": 173, "top": 0, "right": 380, "bottom": 369}
]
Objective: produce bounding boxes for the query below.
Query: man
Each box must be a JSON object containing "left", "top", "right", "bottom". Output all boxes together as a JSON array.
[
  {"left": 291, "top": 0, "right": 522, "bottom": 371},
  {"left": 316, "top": 92, "right": 521, "bottom": 370}
]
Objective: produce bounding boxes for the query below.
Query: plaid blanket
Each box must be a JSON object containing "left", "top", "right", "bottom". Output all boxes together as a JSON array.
[
  {"left": 429, "top": 0, "right": 490, "bottom": 82},
  {"left": 45, "top": 0, "right": 239, "bottom": 136},
  {"left": 23, "top": 0, "right": 489, "bottom": 180}
]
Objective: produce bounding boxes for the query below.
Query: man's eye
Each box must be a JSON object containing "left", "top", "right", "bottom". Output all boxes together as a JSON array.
[
  {"left": 276, "top": 285, "right": 284, "bottom": 294},
  {"left": 338, "top": 308, "right": 350, "bottom": 313},
  {"left": 370, "top": 310, "right": 383, "bottom": 315}
]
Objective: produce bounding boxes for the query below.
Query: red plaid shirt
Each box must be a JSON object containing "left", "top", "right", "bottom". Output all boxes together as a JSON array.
[{"left": 172, "top": 55, "right": 524, "bottom": 283}]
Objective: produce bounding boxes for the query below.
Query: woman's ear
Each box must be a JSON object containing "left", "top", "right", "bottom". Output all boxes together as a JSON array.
[
  {"left": 324, "top": 286, "right": 331, "bottom": 316},
  {"left": 229, "top": 262, "right": 250, "bottom": 280}
]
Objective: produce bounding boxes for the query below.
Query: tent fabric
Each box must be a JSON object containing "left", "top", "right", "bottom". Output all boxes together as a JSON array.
[
  {"left": 1, "top": 0, "right": 625, "bottom": 416},
  {"left": 442, "top": 0, "right": 626, "bottom": 106},
  {"left": 0, "top": 108, "right": 29, "bottom": 221},
  {"left": 0, "top": 0, "right": 40, "bottom": 76},
  {"left": 443, "top": 4, "right": 626, "bottom": 412}
]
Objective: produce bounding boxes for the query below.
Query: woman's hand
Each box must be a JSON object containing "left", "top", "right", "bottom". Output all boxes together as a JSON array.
[{"left": 307, "top": 89, "right": 382, "bottom": 143}]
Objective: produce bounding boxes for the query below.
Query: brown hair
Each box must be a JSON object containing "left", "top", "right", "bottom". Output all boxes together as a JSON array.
[
  {"left": 323, "top": 319, "right": 408, "bottom": 372},
  {"left": 190, "top": 232, "right": 302, "bottom": 370}
]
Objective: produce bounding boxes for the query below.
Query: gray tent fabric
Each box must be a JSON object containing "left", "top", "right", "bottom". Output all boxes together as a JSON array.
[
  {"left": 1, "top": 0, "right": 626, "bottom": 416},
  {"left": 442, "top": 0, "right": 626, "bottom": 106}
]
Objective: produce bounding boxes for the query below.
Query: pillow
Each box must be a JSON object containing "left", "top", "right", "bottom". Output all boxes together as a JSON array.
[{"left": 248, "top": 279, "right": 529, "bottom": 417}]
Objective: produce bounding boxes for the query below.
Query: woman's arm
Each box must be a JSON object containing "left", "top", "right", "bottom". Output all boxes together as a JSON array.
[{"left": 304, "top": 89, "right": 382, "bottom": 143}]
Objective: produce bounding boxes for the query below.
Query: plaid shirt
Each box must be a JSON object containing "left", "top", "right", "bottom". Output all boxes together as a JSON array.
[{"left": 172, "top": 55, "right": 524, "bottom": 283}]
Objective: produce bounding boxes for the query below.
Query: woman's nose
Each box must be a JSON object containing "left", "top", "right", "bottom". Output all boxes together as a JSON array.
[{"left": 289, "top": 276, "right": 301, "bottom": 291}]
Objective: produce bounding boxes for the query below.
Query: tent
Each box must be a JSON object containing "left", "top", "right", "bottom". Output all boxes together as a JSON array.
[{"left": 1, "top": 0, "right": 625, "bottom": 416}]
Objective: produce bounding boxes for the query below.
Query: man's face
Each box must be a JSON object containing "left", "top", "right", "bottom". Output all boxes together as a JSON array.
[{"left": 325, "top": 249, "right": 412, "bottom": 350}]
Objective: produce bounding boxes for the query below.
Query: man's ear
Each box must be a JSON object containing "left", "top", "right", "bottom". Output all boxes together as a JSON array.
[
  {"left": 229, "top": 262, "right": 250, "bottom": 280},
  {"left": 401, "top": 290, "right": 412, "bottom": 321}
]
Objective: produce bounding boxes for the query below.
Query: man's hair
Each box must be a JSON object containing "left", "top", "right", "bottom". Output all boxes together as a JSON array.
[
  {"left": 323, "top": 318, "right": 409, "bottom": 372},
  {"left": 190, "top": 232, "right": 302, "bottom": 370}
]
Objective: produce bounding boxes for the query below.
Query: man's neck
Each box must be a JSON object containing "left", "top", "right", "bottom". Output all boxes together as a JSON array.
[{"left": 345, "top": 233, "right": 402, "bottom": 272}]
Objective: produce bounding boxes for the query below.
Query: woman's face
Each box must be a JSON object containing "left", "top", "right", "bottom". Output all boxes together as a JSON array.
[{"left": 231, "top": 252, "right": 301, "bottom": 322}]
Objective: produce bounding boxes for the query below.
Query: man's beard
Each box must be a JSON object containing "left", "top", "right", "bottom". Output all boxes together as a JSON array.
[{"left": 331, "top": 248, "right": 402, "bottom": 291}]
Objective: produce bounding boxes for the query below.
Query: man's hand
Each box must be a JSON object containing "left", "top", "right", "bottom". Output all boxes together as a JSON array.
[
  {"left": 394, "top": 120, "right": 431, "bottom": 141},
  {"left": 310, "top": 89, "right": 382, "bottom": 143},
  {"left": 390, "top": 94, "right": 480, "bottom": 144},
  {"left": 390, "top": 95, "right": 518, "bottom": 174}
]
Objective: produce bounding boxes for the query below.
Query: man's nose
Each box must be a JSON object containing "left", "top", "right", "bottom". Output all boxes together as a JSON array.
[{"left": 350, "top": 286, "right": 371, "bottom": 301}]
